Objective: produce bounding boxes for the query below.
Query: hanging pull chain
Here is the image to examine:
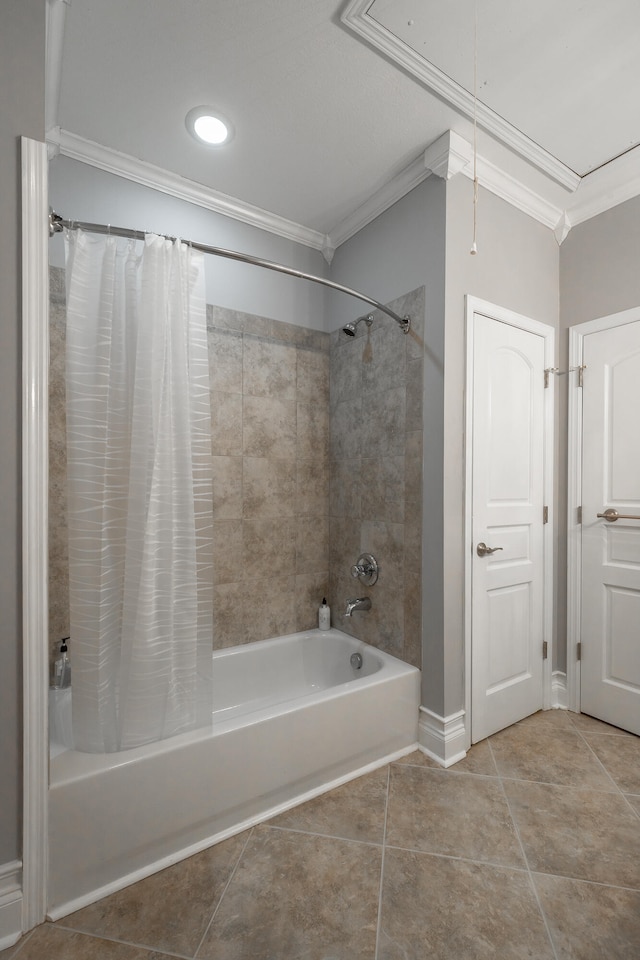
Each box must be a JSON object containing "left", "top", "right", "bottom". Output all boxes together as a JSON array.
[{"left": 470, "top": 0, "right": 478, "bottom": 255}]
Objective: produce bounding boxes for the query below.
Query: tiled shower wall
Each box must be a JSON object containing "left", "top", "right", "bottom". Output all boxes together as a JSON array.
[
  {"left": 329, "top": 287, "right": 424, "bottom": 668},
  {"left": 48, "top": 268, "right": 422, "bottom": 670}
]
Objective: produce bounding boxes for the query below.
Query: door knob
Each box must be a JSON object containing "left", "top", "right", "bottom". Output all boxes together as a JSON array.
[{"left": 476, "top": 542, "right": 503, "bottom": 557}]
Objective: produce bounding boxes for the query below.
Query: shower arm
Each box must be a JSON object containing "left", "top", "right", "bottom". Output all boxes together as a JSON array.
[{"left": 49, "top": 212, "right": 411, "bottom": 334}]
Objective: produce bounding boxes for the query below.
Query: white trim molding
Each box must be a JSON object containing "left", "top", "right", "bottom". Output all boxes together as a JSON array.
[
  {"left": 340, "top": 0, "right": 580, "bottom": 191},
  {"left": 45, "top": 0, "right": 71, "bottom": 136},
  {"left": 47, "top": 128, "right": 331, "bottom": 256},
  {"left": 551, "top": 671, "right": 568, "bottom": 710},
  {"left": 0, "top": 861, "right": 23, "bottom": 951},
  {"left": 21, "top": 137, "right": 50, "bottom": 932},
  {"left": 417, "top": 707, "right": 467, "bottom": 767}
]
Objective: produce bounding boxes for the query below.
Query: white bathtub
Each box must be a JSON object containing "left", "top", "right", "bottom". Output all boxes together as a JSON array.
[{"left": 48, "top": 628, "right": 420, "bottom": 918}]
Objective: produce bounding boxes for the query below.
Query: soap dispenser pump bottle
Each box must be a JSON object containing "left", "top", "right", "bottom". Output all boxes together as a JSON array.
[
  {"left": 54, "top": 637, "right": 71, "bottom": 689},
  {"left": 318, "top": 597, "right": 330, "bottom": 631}
]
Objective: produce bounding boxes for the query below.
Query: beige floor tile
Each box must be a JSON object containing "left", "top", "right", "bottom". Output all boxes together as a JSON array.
[
  {"left": 386, "top": 765, "right": 525, "bottom": 867},
  {"left": 59, "top": 833, "right": 247, "bottom": 956},
  {"left": 8, "top": 924, "right": 169, "bottom": 959},
  {"left": 0, "top": 943, "right": 18, "bottom": 960},
  {"left": 197, "top": 826, "right": 381, "bottom": 960},
  {"left": 504, "top": 779, "right": 640, "bottom": 888},
  {"left": 625, "top": 794, "right": 640, "bottom": 817},
  {"left": 585, "top": 734, "right": 640, "bottom": 794},
  {"left": 489, "top": 713, "right": 616, "bottom": 790},
  {"left": 378, "top": 848, "right": 554, "bottom": 960},
  {"left": 447, "top": 739, "right": 499, "bottom": 776},
  {"left": 268, "top": 766, "right": 388, "bottom": 844},
  {"left": 392, "top": 749, "right": 440, "bottom": 769},
  {"left": 567, "top": 712, "right": 635, "bottom": 737},
  {"left": 534, "top": 873, "right": 640, "bottom": 960}
]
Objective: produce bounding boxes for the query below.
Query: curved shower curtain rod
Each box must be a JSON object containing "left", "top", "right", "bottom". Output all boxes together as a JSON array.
[{"left": 49, "top": 211, "right": 411, "bottom": 334}]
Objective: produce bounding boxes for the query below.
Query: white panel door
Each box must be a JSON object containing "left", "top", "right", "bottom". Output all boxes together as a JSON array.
[
  {"left": 581, "top": 318, "right": 640, "bottom": 735},
  {"left": 471, "top": 312, "right": 546, "bottom": 743}
]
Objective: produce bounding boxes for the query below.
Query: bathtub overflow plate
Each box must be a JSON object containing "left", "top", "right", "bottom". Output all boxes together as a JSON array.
[{"left": 350, "top": 652, "right": 363, "bottom": 670}]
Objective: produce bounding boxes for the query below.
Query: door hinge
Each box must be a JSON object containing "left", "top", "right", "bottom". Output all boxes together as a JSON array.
[
  {"left": 577, "top": 364, "right": 586, "bottom": 387},
  {"left": 542, "top": 641, "right": 548, "bottom": 659},
  {"left": 543, "top": 505, "right": 549, "bottom": 524},
  {"left": 544, "top": 367, "right": 558, "bottom": 388},
  {"left": 577, "top": 642, "right": 582, "bottom": 661},
  {"left": 577, "top": 505, "right": 582, "bottom": 524}
]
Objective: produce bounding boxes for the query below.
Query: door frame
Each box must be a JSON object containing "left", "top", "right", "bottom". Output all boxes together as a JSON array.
[
  {"left": 566, "top": 306, "right": 640, "bottom": 714},
  {"left": 464, "top": 297, "right": 555, "bottom": 747},
  {"left": 21, "top": 137, "right": 50, "bottom": 931}
]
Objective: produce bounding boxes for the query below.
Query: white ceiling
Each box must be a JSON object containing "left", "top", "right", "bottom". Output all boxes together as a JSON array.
[{"left": 50, "top": 0, "right": 640, "bottom": 245}]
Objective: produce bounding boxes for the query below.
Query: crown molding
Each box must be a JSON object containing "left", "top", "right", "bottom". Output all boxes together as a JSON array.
[
  {"left": 565, "top": 143, "right": 640, "bottom": 229},
  {"left": 341, "top": 0, "right": 580, "bottom": 192},
  {"left": 328, "top": 151, "right": 431, "bottom": 248},
  {"left": 424, "top": 130, "right": 472, "bottom": 180},
  {"left": 328, "top": 129, "right": 564, "bottom": 249},
  {"left": 47, "top": 129, "right": 331, "bottom": 254}
]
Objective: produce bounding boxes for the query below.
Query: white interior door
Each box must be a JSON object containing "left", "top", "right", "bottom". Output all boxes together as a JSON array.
[
  {"left": 580, "top": 315, "right": 640, "bottom": 735},
  {"left": 470, "top": 308, "right": 549, "bottom": 743}
]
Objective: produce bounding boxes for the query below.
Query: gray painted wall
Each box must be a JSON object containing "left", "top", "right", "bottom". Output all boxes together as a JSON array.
[
  {"left": 0, "top": 0, "right": 46, "bottom": 865},
  {"left": 442, "top": 176, "right": 560, "bottom": 715},
  {"left": 49, "top": 157, "right": 329, "bottom": 331}
]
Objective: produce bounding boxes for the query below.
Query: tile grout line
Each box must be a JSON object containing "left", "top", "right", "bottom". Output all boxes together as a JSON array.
[
  {"left": 191, "top": 827, "right": 255, "bottom": 960},
  {"left": 374, "top": 764, "right": 391, "bottom": 960},
  {"left": 40, "top": 923, "right": 189, "bottom": 960},
  {"left": 487, "top": 737, "right": 561, "bottom": 960},
  {"left": 265, "top": 822, "right": 384, "bottom": 849},
  {"left": 569, "top": 723, "right": 628, "bottom": 794}
]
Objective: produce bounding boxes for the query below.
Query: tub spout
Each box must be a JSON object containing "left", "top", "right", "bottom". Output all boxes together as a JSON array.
[{"left": 344, "top": 597, "right": 372, "bottom": 617}]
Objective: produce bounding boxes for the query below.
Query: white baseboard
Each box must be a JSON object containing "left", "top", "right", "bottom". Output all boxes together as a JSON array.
[
  {"left": 417, "top": 707, "right": 467, "bottom": 767},
  {"left": 552, "top": 671, "right": 568, "bottom": 710},
  {"left": 0, "top": 860, "right": 23, "bottom": 950}
]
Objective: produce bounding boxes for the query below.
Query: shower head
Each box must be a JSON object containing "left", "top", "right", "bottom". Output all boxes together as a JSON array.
[{"left": 342, "top": 314, "right": 373, "bottom": 337}]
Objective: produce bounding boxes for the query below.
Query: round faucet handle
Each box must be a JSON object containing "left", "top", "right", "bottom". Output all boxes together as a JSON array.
[{"left": 350, "top": 554, "right": 379, "bottom": 585}]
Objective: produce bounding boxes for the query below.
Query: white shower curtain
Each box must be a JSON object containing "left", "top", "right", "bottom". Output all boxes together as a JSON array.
[{"left": 65, "top": 228, "right": 213, "bottom": 753}]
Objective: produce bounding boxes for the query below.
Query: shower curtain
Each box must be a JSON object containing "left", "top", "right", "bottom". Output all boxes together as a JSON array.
[{"left": 64, "top": 228, "right": 213, "bottom": 753}]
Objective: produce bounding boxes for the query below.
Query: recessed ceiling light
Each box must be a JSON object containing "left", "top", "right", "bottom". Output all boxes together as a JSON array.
[{"left": 185, "top": 106, "right": 233, "bottom": 146}]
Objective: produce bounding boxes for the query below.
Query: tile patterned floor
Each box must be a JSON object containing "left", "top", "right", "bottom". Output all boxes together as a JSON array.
[{"left": 4, "top": 710, "right": 640, "bottom": 959}]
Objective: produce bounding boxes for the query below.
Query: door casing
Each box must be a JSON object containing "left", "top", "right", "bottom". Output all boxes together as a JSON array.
[
  {"left": 464, "top": 297, "right": 555, "bottom": 749},
  {"left": 566, "top": 306, "right": 640, "bottom": 715}
]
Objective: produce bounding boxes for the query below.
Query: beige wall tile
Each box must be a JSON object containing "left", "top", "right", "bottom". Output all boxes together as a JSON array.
[
  {"left": 212, "top": 520, "right": 244, "bottom": 585},
  {"left": 297, "top": 401, "right": 329, "bottom": 460},
  {"left": 208, "top": 328, "right": 243, "bottom": 393},
  {"left": 242, "top": 576, "right": 297, "bottom": 643},
  {"left": 212, "top": 456, "right": 243, "bottom": 520},
  {"left": 213, "top": 581, "right": 245, "bottom": 649},
  {"left": 243, "top": 518, "right": 297, "bottom": 580},
  {"left": 296, "top": 517, "right": 329, "bottom": 574},
  {"left": 243, "top": 457, "right": 297, "bottom": 519},
  {"left": 296, "top": 460, "right": 329, "bottom": 518},
  {"left": 243, "top": 396, "right": 296, "bottom": 459},
  {"left": 211, "top": 392, "right": 243, "bottom": 456},
  {"left": 295, "top": 573, "right": 330, "bottom": 631},
  {"left": 329, "top": 458, "right": 362, "bottom": 519},
  {"left": 243, "top": 337, "right": 296, "bottom": 400},
  {"left": 297, "top": 346, "right": 329, "bottom": 403}
]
